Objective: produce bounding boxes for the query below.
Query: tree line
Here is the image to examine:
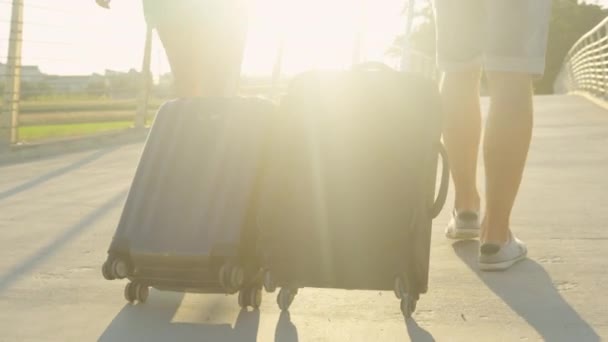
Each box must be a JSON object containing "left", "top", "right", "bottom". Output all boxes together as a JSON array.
[{"left": 390, "top": 0, "right": 608, "bottom": 94}]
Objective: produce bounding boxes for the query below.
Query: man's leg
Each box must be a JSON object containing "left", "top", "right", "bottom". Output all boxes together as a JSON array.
[
  {"left": 481, "top": 71, "right": 533, "bottom": 244},
  {"left": 474, "top": 0, "right": 550, "bottom": 270},
  {"left": 440, "top": 68, "right": 482, "bottom": 214}
]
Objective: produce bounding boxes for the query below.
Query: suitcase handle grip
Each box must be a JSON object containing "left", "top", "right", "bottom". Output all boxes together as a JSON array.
[
  {"left": 430, "top": 143, "right": 450, "bottom": 219},
  {"left": 352, "top": 62, "right": 394, "bottom": 72}
]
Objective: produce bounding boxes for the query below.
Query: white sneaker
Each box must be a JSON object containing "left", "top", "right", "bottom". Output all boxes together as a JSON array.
[
  {"left": 478, "top": 235, "right": 528, "bottom": 271},
  {"left": 445, "top": 209, "right": 481, "bottom": 239}
]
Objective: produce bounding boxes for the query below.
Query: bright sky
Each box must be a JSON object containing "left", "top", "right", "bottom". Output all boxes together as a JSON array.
[{"left": 0, "top": 0, "right": 414, "bottom": 78}]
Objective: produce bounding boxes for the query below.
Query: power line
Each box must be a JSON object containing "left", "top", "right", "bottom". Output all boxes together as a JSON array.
[
  {"left": 0, "top": 0, "right": 48, "bottom": 6},
  {"left": 0, "top": 37, "right": 75, "bottom": 46},
  {"left": 0, "top": 19, "right": 71, "bottom": 29},
  {"left": 0, "top": 55, "right": 77, "bottom": 62},
  {"left": 0, "top": 1, "right": 78, "bottom": 15}
]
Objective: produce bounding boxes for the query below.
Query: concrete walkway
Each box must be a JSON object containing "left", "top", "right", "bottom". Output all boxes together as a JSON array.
[{"left": 0, "top": 95, "right": 606, "bottom": 341}]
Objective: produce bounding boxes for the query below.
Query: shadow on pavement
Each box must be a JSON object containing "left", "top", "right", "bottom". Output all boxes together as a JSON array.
[
  {"left": 405, "top": 318, "right": 435, "bottom": 342},
  {"left": 99, "top": 291, "right": 260, "bottom": 342},
  {"left": 0, "top": 147, "right": 115, "bottom": 202},
  {"left": 275, "top": 312, "right": 299, "bottom": 342},
  {"left": 452, "top": 240, "right": 600, "bottom": 342},
  {"left": 0, "top": 189, "right": 128, "bottom": 293}
]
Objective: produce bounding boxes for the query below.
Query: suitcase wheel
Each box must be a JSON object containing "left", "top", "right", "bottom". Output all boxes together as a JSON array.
[
  {"left": 101, "top": 260, "right": 115, "bottom": 280},
  {"left": 113, "top": 258, "right": 129, "bottom": 279},
  {"left": 263, "top": 270, "right": 276, "bottom": 293},
  {"left": 124, "top": 282, "right": 149, "bottom": 304},
  {"left": 394, "top": 275, "right": 417, "bottom": 318},
  {"left": 393, "top": 276, "right": 404, "bottom": 299},
  {"left": 238, "top": 286, "right": 263, "bottom": 309},
  {"left": 277, "top": 287, "right": 297, "bottom": 311},
  {"left": 400, "top": 294, "right": 417, "bottom": 319},
  {"left": 103, "top": 257, "right": 130, "bottom": 280},
  {"left": 219, "top": 263, "right": 245, "bottom": 293}
]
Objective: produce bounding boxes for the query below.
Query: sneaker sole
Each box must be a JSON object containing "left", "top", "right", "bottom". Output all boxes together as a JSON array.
[
  {"left": 445, "top": 227, "right": 480, "bottom": 240},
  {"left": 478, "top": 252, "right": 527, "bottom": 272}
]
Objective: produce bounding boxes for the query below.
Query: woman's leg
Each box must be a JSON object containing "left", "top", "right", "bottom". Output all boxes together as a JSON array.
[{"left": 143, "top": 0, "right": 248, "bottom": 98}]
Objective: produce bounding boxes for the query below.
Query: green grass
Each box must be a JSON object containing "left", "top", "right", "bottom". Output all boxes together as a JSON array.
[{"left": 18, "top": 121, "right": 135, "bottom": 142}]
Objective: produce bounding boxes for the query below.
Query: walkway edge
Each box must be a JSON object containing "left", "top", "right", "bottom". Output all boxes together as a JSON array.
[
  {"left": 0, "top": 127, "right": 150, "bottom": 166},
  {"left": 571, "top": 91, "right": 608, "bottom": 111}
]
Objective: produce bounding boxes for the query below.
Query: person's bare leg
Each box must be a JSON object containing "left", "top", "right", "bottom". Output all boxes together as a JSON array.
[
  {"left": 481, "top": 71, "right": 533, "bottom": 244},
  {"left": 154, "top": 4, "right": 247, "bottom": 98},
  {"left": 440, "top": 68, "right": 483, "bottom": 213}
]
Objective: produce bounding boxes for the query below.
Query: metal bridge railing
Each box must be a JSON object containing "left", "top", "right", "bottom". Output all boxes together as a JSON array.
[{"left": 555, "top": 16, "right": 608, "bottom": 97}]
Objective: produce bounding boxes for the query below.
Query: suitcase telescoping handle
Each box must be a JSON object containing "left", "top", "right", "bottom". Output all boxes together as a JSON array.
[
  {"left": 352, "top": 61, "right": 394, "bottom": 72},
  {"left": 431, "top": 143, "right": 450, "bottom": 219}
]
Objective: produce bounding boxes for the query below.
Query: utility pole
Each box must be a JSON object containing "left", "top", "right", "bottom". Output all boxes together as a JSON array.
[
  {"left": 270, "top": 36, "right": 284, "bottom": 101},
  {"left": 352, "top": 0, "right": 366, "bottom": 65},
  {"left": 1, "top": 0, "right": 24, "bottom": 148},
  {"left": 135, "top": 24, "right": 153, "bottom": 129},
  {"left": 400, "top": 0, "right": 416, "bottom": 72}
]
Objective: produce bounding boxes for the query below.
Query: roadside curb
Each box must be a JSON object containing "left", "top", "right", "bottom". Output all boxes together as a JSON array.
[{"left": 0, "top": 127, "right": 150, "bottom": 166}]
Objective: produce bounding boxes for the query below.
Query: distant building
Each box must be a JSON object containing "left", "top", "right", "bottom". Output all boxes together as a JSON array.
[
  {"left": 104, "top": 69, "right": 140, "bottom": 99},
  {"left": 0, "top": 63, "right": 46, "bottom": 83},
  {"left": 44, "top": 74, "right": 106, "bottom": 93},
  {"left": 1, "top": 63, "right": 146, "bottom": 98}
]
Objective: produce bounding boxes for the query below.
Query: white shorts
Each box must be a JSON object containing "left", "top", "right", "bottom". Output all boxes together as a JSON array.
[{"left": 432, "top": 0, "right": 552, "bottom": 76}]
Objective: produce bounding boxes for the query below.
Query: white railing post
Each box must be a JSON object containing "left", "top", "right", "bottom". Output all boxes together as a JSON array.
[
  {"left": 568, "top": 60, "right": 576, "bottom": 92},
  {"left": 558, "top": 16, "right": 608, "bottom": 101},
  {"left": 603, "top": 23, "right": 608, "bottom": 99},
  {"left": 135, "top": 24, "right": 153, "bottom": 129},
  {"left": 583, "top": 37, "right": 590, "bottom": 93},
  {"left": 592, "top": 33, "right": 600, "bottom": 96}
]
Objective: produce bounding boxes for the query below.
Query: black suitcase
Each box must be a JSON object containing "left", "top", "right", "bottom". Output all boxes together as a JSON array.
[
  {"left": 102, "top": 97, "right": 275, "bottom": 309},
  {"left": 257, "top": 63, "right": 449, "bottom": 317}
]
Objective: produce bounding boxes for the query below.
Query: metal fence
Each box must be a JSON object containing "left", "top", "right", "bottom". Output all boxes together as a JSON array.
[
  {"left": 0, "top": 0, "right": 154, "bottom": 146},
  {"left": 0, "top": 0, "right": 280, "bottom": 147},
  {"left": 0, "top": 0, "right": 436, "bottom": 148},
  {"left": 554, "top": 16, "right": 608, "bottom": 97}
]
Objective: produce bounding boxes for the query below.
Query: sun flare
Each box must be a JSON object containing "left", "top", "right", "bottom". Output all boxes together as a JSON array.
[{"left": 0, "top": 0, "right": 406, "bottom": 77}]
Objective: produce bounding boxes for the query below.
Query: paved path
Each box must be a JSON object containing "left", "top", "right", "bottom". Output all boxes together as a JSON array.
[{"left": 0, "top": 95, "right": 606, "bottom": 341}]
